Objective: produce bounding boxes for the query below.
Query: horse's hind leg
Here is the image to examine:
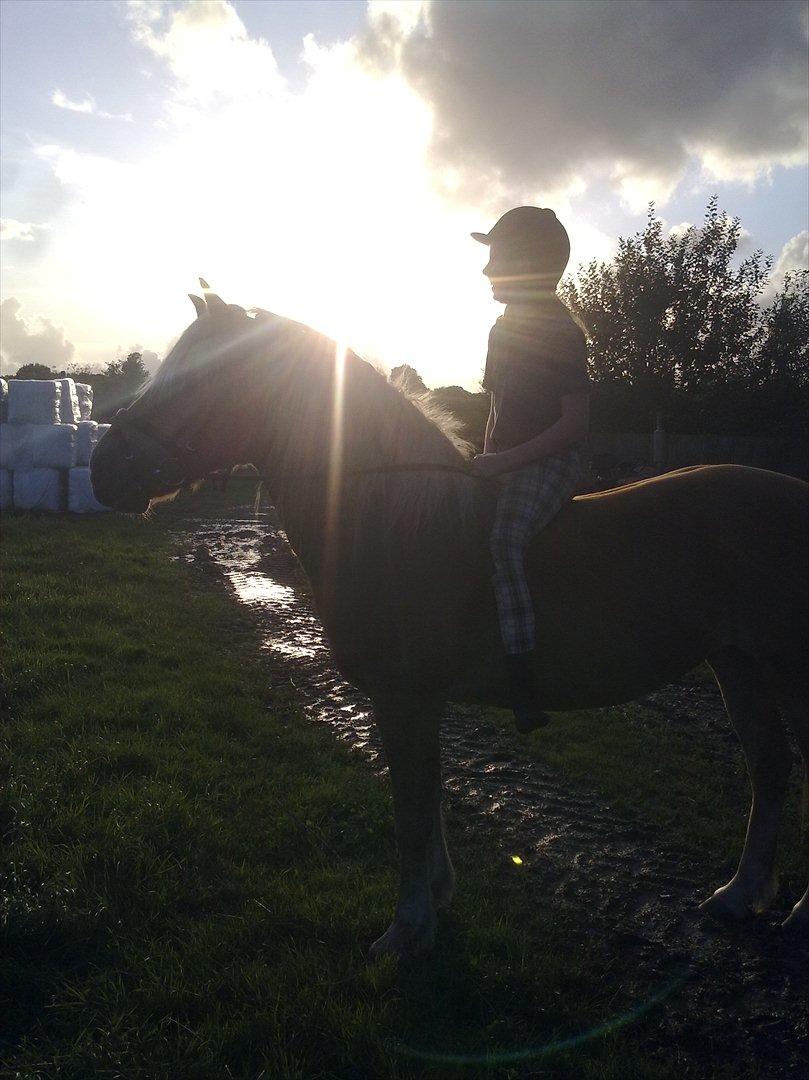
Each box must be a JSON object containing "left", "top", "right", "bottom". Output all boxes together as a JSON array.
[
  {"left": 430, "top": 802, "right": 456, "bottom": 910},
  {"left": 701, "top": 649, "right": 793, "bottom": 919},
  {"left": 767, "top": 654, "right": 809, "bottom": 930}
]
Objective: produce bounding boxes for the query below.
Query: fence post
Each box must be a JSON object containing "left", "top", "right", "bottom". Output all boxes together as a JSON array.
[{"left": 652, "top": 412, "right": 667, "bottom": 469}]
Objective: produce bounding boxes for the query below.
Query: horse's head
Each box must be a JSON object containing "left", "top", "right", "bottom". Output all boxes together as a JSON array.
[{"left": 91, "top": 285, "right": 305, "bottom": 512}]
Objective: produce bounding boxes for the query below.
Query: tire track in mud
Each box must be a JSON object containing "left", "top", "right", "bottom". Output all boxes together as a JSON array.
[{"left": 174, "top": 509, "right": 808, "bottom": 1079}]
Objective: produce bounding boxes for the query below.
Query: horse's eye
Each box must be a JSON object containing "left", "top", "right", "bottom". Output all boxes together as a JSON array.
[
  {"left": 124, "top": 451, "right": 134, "bottom": 461},
  {"left": 186, "top": 441, "right": 196, "bottom": 453}
]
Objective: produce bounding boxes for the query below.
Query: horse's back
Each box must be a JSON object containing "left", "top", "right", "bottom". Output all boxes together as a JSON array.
[{"left": 522, "top": 465, "right": 808, "bottom": 706}]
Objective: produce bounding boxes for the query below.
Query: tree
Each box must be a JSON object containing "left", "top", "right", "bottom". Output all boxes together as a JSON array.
[
  {"left": 390, "top": 363, "right": 428, "bottom": 396},
  {"left": 104, "top": 352, "right": 149, "bottom": 387},
  {"left": 557, "top": 197, "right": 808, "bottom": 434},
  {"left": 10, "top": 363, "right": 56, "bottom": 380}
]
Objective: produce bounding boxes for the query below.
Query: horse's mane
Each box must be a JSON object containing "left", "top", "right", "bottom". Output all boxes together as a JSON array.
[
  {"left": 147, "top": 310, "right": 473, "bottom": 453},
  {"left": 387, "top": 367, "right": 475, "bottom": 460},
  {"left": 142, "top": 305, "right": 481, "bottom": 547}
]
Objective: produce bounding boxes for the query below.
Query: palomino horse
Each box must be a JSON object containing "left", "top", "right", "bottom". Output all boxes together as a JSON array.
[{"left": 90, "top": 290, "right": 808, "bottom": 957}]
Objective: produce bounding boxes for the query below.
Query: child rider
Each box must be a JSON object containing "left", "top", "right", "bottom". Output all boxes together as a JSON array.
[{"left": 470, "top": 206, "right": 590, "bottom": 733}]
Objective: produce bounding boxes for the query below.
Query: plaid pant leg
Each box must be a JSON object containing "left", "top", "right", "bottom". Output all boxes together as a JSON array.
[{"left": 489, "top": 448, "right": 584, "bottom": 655}]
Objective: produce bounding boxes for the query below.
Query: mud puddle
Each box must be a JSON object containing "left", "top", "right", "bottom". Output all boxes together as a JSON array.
[{"left": 173, "top": 506, "right": 808, "bottom": 1078}]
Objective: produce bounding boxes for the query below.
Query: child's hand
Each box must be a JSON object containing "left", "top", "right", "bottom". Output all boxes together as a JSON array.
[{"left": 470, "top": 453, "right": 509, "bottom": 478}]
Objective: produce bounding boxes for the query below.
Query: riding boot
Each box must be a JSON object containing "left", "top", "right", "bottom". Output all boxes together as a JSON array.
[{"left": 506, "top": 651, "right": 552, "bottom": 734}]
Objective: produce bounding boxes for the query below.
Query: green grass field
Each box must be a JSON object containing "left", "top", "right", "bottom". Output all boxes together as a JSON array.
[{"left": 1, "top": 485, "right": 805, "bottom": 1079}]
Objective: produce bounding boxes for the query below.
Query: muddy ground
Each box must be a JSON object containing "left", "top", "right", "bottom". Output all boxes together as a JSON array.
[{"left": 173, "top": 505, "right": 808, "bottom": 1079}]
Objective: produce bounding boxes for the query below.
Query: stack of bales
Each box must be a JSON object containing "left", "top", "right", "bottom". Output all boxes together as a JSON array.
[{"left": 0, "top": 377, "right": 111, "bottom": 513}]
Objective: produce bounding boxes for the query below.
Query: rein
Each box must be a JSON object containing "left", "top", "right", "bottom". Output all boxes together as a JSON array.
[{"left": 111, "top": 408, "right": 485, "bottom": 485}]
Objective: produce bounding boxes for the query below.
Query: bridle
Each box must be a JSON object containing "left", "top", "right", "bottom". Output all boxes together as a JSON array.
[
  {"left": 110, "top": 406, "right": 482, "bottom": 487},
  {"left": 111, "top": 408, "right": 206, "bottom": 488}
]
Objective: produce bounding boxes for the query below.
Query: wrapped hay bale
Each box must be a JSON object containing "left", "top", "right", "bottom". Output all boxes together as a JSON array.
[
  {"left": 7, "top": 379, "right": 61, "bottom": 425},
  {"left": 13, "top": 468, "right": 65, "bottom": 511},
  {"left": 75, "top": 420, "right": 99, "bottom": 466},
  {"left": 58, "top": 378, "right": 81, "bottom": 424},
  {"left": 0, "top": 468, "right": 12, "bottom": 510},
  {"left": 75, "top": 382, "right": 93, "bottom": 420},
  {"left": 31, "top": 423, "right": 77, "bottom": 469},
  {"left": 0, "top": 423, "right": 36, "bottom": 470},
  {"left": 0, "top": 378, "right": 7, "bottom": 422},
  {"left": 91, "top": 423, "right": 111, "bottom": 459},
  {"left": 68, "top": 467, "right": 110, "bottom": 513}
]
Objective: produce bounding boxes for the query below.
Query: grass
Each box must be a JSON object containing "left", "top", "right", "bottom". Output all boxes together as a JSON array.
[{"left": 1, "top": 484, "right": 805, "bottom": 1079}]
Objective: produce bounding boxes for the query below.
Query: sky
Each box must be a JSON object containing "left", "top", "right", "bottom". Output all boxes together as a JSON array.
[{"left": 1, "top": 0, "right": 807, "bottom": 389}]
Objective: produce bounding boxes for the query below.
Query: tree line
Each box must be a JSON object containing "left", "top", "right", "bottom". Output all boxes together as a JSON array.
[
  {"left": 8, "top": 353, "right": 150, "bottom": 422},
  {"left": 558, "top": 197, "right": 807, "bottom": 434},
  {"left": 8, "top": 198, "right": 806, "bottom": 439}
]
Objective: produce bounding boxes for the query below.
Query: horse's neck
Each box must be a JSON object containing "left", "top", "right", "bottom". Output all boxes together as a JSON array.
[{"left": 259, "top": 348, "right": 466, "bottom": 592}]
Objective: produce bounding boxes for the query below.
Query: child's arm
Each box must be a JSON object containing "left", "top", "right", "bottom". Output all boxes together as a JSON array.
[
  {"left": 471, "top": 390, "right": 589, "bottom": 476},
  {"left": 501, "top": 390, "right": 589, "bottom": 471},
  {"left": 482, "top": 398, "right": 495, "bottom": 454}
]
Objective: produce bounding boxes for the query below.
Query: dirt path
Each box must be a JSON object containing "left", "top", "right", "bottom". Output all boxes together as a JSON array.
[{"left": 173, "top": 507, "right": 808, "bottom": 1079}]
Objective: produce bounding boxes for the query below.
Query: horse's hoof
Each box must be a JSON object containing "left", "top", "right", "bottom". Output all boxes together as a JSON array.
[
  {"left": 368, "top": 918, "right": 435, "bottom": 961},
  {"left": 698, "top": 889, "right": 750, "bottom": 922},
  {"left": 782, "top": 904, "right": 809, "bottom": 932}
]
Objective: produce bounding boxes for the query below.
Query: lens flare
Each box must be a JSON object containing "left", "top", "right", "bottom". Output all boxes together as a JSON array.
[{"left": 390, "top": 966, "right": 691, "bottom": 1066}]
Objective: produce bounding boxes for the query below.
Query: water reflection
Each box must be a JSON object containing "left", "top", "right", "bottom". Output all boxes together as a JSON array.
[{"left": 230, "top": 572, "right": 296, "bottom": 606}]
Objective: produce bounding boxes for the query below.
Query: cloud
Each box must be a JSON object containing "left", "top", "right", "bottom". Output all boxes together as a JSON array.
[
  {"left": 667, "top": 222, "right": 693, "bottom": 239},
  {"left": 358, "top": 0, "right": 808, "bottom": 210},
  {"left": 0, "top": 297, "right": 75, "bottom": 373},
  {"left": 126, "top": 0, "right": 285, "bottom": 107},
  {"left": 31, "top": 0, "right": 509, "bottom": 389},
  {"left": 761, "top": 230, "right": 809, "bottom": 302},
  {"left": 52, "top": 89, "right": 95, "bottom": 114},
  {"left": 51, "top": 88, "right": 133, "bottom": 121},
  {"left": 0, "top": 218, "right": 51, "bottom": 242}
]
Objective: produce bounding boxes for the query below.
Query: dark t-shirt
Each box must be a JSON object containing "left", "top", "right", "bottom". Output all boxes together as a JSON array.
[{"left": 482, "top": 298, "right": 590, "bottom": 452}]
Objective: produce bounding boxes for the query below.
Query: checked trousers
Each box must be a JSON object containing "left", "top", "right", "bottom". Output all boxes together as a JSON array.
[{"left": 489, "top": 445, "right": 586, "bottom": 656}]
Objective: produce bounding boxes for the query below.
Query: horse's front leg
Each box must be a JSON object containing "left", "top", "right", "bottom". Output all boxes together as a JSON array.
[{"left": 369, "top": 693, "right": 447, "bottom": 959}]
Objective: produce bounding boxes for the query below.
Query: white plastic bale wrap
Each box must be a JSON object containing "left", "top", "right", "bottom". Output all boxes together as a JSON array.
[
  {"left": 0, "top": 469, "right": 12, "bottom": 510},
  {"left": 0, "top": 378, "right": 7, "bottom": 422},
  {"left": 7, "top": 380, "right": 61, "bottom": 425},
  {"left": 69, "top": 467, "right": 110, "bottom": 513},
  {"left": 58, "top": 378, "right": 81, "bottom": 424},
  {"left": 75, "top": 382, "right": 93, "bottom": 420},
  {"left": 75, "top": 420, "right": 99, "bottom": 466},
  {"left": 31, "top": 424, "right": 77, "bottom": 469},
  {"left": 0, "top": 423, "right": 36, "bottom": 470},
  {"left": 92, "top": 423, "right": 112, "bottom": 457},
  {"left": 13, "top": 468, "right": 65, "bottom": 511}
]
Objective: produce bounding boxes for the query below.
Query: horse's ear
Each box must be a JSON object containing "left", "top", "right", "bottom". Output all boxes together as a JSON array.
[
  {"left": 188, "top": 293, "right": 206, "bottom": 318},
  {"left": 199, "top": 277, "right": 227, "bottom": 311}
]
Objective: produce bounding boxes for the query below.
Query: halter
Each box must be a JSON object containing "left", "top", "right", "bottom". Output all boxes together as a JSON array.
[{"left": 110, "top": 407, "right": 481, "bottom": 486}]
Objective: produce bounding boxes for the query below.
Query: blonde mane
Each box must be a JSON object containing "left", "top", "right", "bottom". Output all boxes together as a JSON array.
[
  {"left": 387, "top": 368, "right": 475, "bottom": 460},
  {"left": 139, "top": 302, "right": 481, "bottom": 548}
]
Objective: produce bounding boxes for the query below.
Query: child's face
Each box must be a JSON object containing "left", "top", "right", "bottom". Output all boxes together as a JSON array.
[
  {"left": 483, "top": 241, "right": 539, "bottom": 303},
  {"left": 483, "top": 240, "right": 561, "bottom": 303}
]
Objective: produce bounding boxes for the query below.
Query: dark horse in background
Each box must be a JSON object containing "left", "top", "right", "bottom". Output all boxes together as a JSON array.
[{"left": 91, "top": 289, "right": 808, "bottom": 957}]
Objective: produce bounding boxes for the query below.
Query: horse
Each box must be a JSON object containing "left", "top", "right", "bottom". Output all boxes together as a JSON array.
[{"left": 90, "top": 288, "right": 809, "bottom": 957}]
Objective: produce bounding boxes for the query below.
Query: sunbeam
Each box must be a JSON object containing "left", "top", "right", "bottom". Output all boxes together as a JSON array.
[{"left": 324, "top": 339, "right": 347, "bottom": 579}]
